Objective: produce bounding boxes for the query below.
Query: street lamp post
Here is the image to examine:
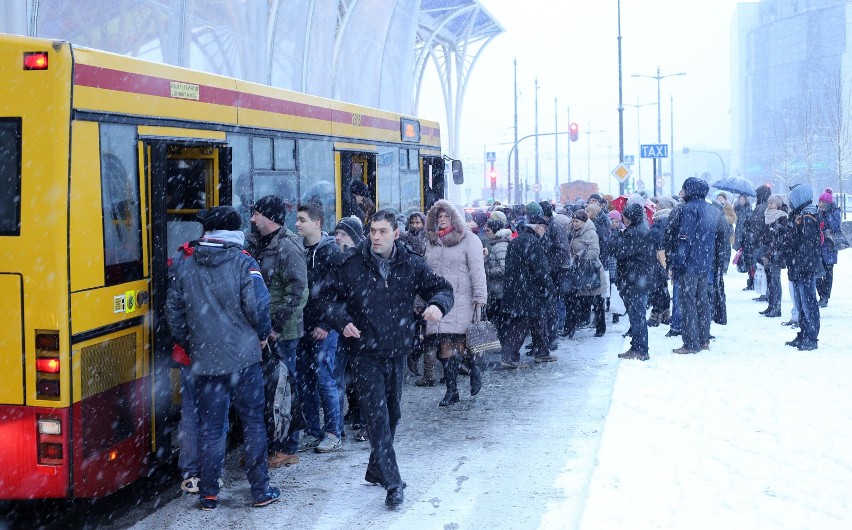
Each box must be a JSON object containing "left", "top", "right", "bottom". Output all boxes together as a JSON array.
[
  {"left": 624, "top": 98, "right": 657, "bottom": 189},
  {"left": 632, "top": 66, "right": 686, "bottom": 196},
  {"left": 683, "top": 147, "right": 726, "bottom": 179}
]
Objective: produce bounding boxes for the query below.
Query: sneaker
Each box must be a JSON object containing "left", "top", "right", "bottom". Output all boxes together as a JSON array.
[
  {"left": 781, "top": 319, "right": 795, "bottom": 326},
  {"left": 297, "top": 435, "right": 321, "bottom": 452},
  {"left": 798, "top": 341, "right": 818, "bottom": 351},
  {"left": 499, "top": 360, "right": 520, "bottom": 369},
  {"left": 353, "top": 428, "right": 369, "bottom": 442},
  {"left": 268, "top": 451, "right": 299, "bottom": 468},
  {"left": 634, "top": 352, "right": 650, "bottom": 361},
  {"left": 818, "top": 298, "right": 829, "bottom": 308},
  {"left": 534, "top": 354, "right": 558, "bottom": 363},
  {"left": 315, "top": 434, "right": 341, "bottom": 453},
  {"left": 700, "top": 343, "right": 710, "bottom": 351},
  {"left": 252, "top": 487, "right": 281, "bottom": 507},
  {"left": 181, "top": 476, "right": 200, "bottom": 494},
  {"left": 672, "top": 347, "right": 698, "bottom": 354},
  {"left": 200, "top": 496, "right": 218, "bottom": 510},
  {"left": 664, "top": 329, "right": 681, "bottom": 337},
  {"left": 618, "top": 349, "right": 636, "bottom": 359}
]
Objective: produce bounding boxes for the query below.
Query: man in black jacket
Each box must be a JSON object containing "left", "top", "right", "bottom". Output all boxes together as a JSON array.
[
  {"left": 328, "top": 210, "right": 453, "bottom": 508},
  {"left": 611, "top": 203, "right": 657, "bottom": 361},
  {"left": 784, "top": 184, "right": 823, "bottom": 350},
  {"left": 500, "top": 214, "right": 556, "bottom": 365}
]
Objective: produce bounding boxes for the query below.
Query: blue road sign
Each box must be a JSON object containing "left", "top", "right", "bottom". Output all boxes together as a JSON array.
[
  {"left": 640, "top": 144, "right": 669, "bottom": 158},
  {"left": 624, "top": 155, "right": 635, "bottom": 165}
]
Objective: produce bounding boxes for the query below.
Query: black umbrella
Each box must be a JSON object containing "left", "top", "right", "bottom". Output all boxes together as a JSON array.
[{"left": 712, "top": 176, "right": 756, "bottom": 197}]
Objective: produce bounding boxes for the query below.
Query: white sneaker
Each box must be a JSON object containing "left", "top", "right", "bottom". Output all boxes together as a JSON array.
[
  {"left": 181, "top": 476, "right": 200, "bottom": 493},
  {"left": 315, "top": 434, "right": 341, "bottom": 453}
]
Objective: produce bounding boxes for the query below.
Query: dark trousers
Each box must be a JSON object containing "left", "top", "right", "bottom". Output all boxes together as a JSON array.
[
  {"left": 261, "top": 348, "right": 283, "bottom": 453},
  {"left": 623, "top": 290, "right": 649, "bottom": 354},
  {"left": 565, "top": 295, "right": 602, "bottom": 334},
  {"left": 792, "top": 275, "right": 820, "bottom": 344},
  {"left": 816, "top": 264, "right": 834, "bottom": 301},
  {"left": 270, "top": 338, "right": 303, "bottom": 454},
  {"left": 766, "top": 264, "right": 782, "bottom": 313},
  {"left": 500, "top": 315, "right": 549, "bottom": 361},
  {"left": 590, "top": 295, "right": 606, "bottom": 333},
  {"left": 676, "top": 273, "right": 711, "bottom": 350},
  {"left": 350, "top": 354, "right": 405, "bottom": 491},
  {"left": 195, "top": 363, "right": 270, "bottom": 500},
  {"left": 649, "top": 270, "right": 670, "bottom": 315}
]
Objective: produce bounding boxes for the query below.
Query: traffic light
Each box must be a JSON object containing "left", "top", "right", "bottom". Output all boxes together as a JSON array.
[
  {"left": 489, "top": 169, "right": 497, "bottom": 189},
  {"left": 569, "top": 122, "right": 579, "bottom": 142}
]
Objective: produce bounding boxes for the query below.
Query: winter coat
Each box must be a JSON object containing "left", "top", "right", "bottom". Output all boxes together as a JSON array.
[
  {"left": 543, "top": 218, "right": 572, "bottom": 274},
  {"left": 669, "top": 178, "right": 718, "bottom": 277},
  {"left": 650, "top": 208, "right": 672, "bottom": 283},
  {"left": 712, "top": 203, "right": 731, "bottom": 325},
  {"left": 819, "top": 202, "right": 842, "bottom": 266},
  {"left": 713, "top": 203, "right": 734, "bottom": 267},
  {"left": 246, "top": 229, "right": 308, "bottom": 340},
  {"left": 328, "top": 240, "right": 454, "bottom": 359},
  {"left": 785, "top": 201, "right": 825, "bottom": 281},
  {"left": 400, "top": 229, "right": 427, "bottom": 257},
  {"left": 570, "top": 219, "right": 607, "bottom": 297},
  {"left": 304, "top": 235, "right": 345, "bottom": 330},
  {"left": 484, "top": 233, "right": 511, "bottom": 301},
  {"left": 756, "top": 210, "right": 789, "bottom": 269},
  {"left": 745, "top": 185, "right": 772, "bottom": 260},
  {"left": 733, "top": 201, "right": 752, "bottom": 251},
  {"left": 502, "top": 226, "right": 551, "bottom": 319},
  {"left": 722, "top": 202, "right": 737, "bottom": 245},
  {"left": 424, "top": 200, "right": 488, "bottom": 335},
  {"left": 610, "top": 221, "right": 656, "bottom": 296},
  {"left": 591, "top": 210, "right": 612, "bottom": 262},
  {"left": 166, "top": 236, "right": 271, "bottom": 376}
]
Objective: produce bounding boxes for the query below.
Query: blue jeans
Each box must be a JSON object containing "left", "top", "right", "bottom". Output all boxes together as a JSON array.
[
  {"left": 273, "top": 338, "right": 302, "bottom": 454},
  {"left": 334, "top": 345, "right": 348, "bottom": 425},
  {"left": 297, "top": 331, "right": 342, "bottom": 439},
  {"left": 676, "top": 273, "right": 711, "bottom": 350},
  {"left": 792, "top": 276, "right": 820, "bottom": 344},
  {"left": 623, "top": 290, "right": 649, "bottom": 354},
  {"left": 178, "top": 366, "right": 228, "bottom": 478},
  {"left": 789, "top": 279, "right": 799, "bottom": 321},
  {"left": 195, "top": 363, "right": 270, "bottom": 500}
]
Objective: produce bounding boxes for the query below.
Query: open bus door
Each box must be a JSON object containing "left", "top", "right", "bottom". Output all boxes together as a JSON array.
[
  {"left": 339, "top": 151, "right": 377, "bottom": 220},
  {"left": 140, "top": 140, "right": 231, "bottom": 468}
]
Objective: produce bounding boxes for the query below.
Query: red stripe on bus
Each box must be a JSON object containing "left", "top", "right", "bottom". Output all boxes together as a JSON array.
[{"left": 73, "top": 64, "right": 402, "bottom": 132}]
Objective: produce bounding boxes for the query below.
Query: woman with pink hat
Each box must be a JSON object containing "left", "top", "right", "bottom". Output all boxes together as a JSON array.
[{"left": 816, "top": 188, "right": 842, "bottom": 307}]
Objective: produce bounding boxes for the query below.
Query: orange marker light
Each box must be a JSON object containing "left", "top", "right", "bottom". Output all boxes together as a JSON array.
[
  {"left": 36, "top": 357, "right": 60, "bottom": 373},
  {"left": 108, "top": 451, "right": 118, "bottom": 462},
  {"left": 24, "top": 52, "right": 49, "bottom": 70}
]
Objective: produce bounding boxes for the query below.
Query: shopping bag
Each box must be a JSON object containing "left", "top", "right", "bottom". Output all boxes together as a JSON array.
[
  {"left": 732, "top": 248, "right": 743, "bottom": 265},
  {"left": 465, "top": 307, "right": 501, "bottom": 357},
  {"left": 753, "top": 263, "right": 767, "bottom": 295}
]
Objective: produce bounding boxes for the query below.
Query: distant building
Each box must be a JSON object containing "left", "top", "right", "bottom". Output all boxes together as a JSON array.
[{"left": 732, "top": 0, "right": 852, "bottom": 192}]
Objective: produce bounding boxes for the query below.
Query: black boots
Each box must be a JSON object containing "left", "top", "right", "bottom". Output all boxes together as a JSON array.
[
  {"left": 469, "top": 355, "right": 482, "bottom": 396},
  {"left": 439, "top": 356, "right": 460, "bottom": 406}
]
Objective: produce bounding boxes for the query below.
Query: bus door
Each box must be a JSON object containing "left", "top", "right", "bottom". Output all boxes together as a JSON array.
[
  {"left": 422, "top": 155, "right": 446, "bottom": 212},
  {"left": 339, "top": 151, "right": 376, "bottom": 220},
  {"left": 141, "top": 140, "right": 231, "bottom": 465}
]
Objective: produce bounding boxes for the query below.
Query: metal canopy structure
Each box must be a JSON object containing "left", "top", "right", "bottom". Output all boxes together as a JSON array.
[
  {"left": 415, "top": 0, "right": 504, "bottom": 158},
  {"left": 2, "top": 0, "right": 502, "bottom": 159}
]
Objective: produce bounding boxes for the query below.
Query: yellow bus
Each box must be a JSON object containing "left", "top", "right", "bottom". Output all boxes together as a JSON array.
[{"left": 0, "top": 34, "right": 459, "bottom": 499}]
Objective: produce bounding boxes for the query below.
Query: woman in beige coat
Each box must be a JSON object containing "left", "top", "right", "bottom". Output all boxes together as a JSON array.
[
  {"left": 420, "top": 200, "right": 488, "bottom": 406},
  {"left": 565, "top": 210, "right": 608, "bottom": 338}
]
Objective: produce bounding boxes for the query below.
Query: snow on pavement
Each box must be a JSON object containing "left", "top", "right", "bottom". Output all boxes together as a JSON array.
[{"left": 580, "top": 251, "right": 852, "bottom": 530}]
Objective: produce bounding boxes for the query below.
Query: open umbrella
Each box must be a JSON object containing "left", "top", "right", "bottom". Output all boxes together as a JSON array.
[{"left": 712, "top": 176, "right": 756, "bottom": 197}]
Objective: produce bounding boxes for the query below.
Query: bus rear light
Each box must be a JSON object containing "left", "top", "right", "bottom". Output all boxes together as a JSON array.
[
  {"left": 23, "top": 52, "right": 49, "bottom": 70},
  {"left": 38, "top": 443, "right": 63, "bottom": 463},
  {"left": 38, "top": 417, "right": 62, "bottom": 435},
  {"left": 108, "top": 450, "right": 118, "bottom": 462},
  {"left": 36, "top": 333, "right": 60, "bottom": 351},
  {"left": 36, "top": 357, "right": 60, "bottom": 374},
  {"left": 36, "top": 379, "right": 60, "bottom": 398}
]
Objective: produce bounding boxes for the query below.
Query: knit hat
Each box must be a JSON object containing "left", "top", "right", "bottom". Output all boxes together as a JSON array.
[
  {"left": 525, "top": 201, "right": 544, "bottom": 217},
  {"left": 526, "top": 213, "right": 546, "bottom": 226},
  {"left": 496, "top": 228, "right": 512, "bottom": 239},
  {"left": 767, "top": 194, "right": 785, "bottom": 209},
  {"left": 623, "top": 203, "right": 645, "bottom": 226},
  {"left": 608, "top": 210, "right": 623, "bottom": 221},
  {"left": 539, "top": 201, "right": 554, "bottom": 218},
  {"left": 253, "top": 195, "right": 287, "bottom": 225},
  {"left": 335, "top": 215, "right": 364, "bottom": 244},
  {"left": 819, "top": 188, "right": 834, "bottom": 203},
  {"left": 586, "top": 203, "right": 601, "bottom": 218},
  {"left": 486, "top": 219, "right": 504, "bottom": 234},
  {"left": 350, "top": 179, "right": 369, "bottom": 197},
  {"left": 588, "top": 193, "right": 604, "bottom": 204},
  {"left": 197, "top": 205, "right": 242, "bottom": 232},
  {"left": 572, "top": 210, "right": 589, "bottom": 223},
  {"left": 489, "top": 210, "right": 507, "bottom": 225}
]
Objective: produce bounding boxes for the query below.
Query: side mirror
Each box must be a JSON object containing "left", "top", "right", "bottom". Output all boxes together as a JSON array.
[{"left": 452, "top": 159, "right": 464, "bottom": 185}]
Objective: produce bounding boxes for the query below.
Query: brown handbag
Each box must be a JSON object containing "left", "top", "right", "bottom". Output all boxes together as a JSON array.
[{"left": 465, "top": 307, "right": 501, "bottom": 357}]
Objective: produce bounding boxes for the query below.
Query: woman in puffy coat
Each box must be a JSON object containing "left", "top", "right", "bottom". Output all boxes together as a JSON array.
[
  {"left": 816, "top": 188, "right": 842, "bottom": 307},
  {"left": 421, "top": 200, "right": 488, "bottom": 406},
  {"left": 484, "top": 225, "right": 511, "bottom": 342},
  {"left": 564, "top": 210, "right": 607, "bottom": 338}
]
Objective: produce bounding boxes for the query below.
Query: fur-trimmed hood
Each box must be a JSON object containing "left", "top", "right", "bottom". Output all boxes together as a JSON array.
[{"left": 425, "top": 199, "right": 469, "bottom": 247}]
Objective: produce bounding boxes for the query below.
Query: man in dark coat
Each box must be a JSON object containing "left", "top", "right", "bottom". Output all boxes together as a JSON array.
[
  {"left": 611, "top": 203, "right": 657, "bottom": 360},
  {"left": 328, "top": 210, "right": 453, "bottom": 507},
  {"left": 539, "top": 201, "right": 571, "bottom": 347},
  {"left": 500, "top": 213, "right": 556, "bottom": 365},
  {"left": 669, "top": 177, "right": 718, "bottom": 354},
  {"left": 783, "top": 184, "right": 823, "bottom": 350},
  {"left": 745, "top": 185, "right": 772, "bottom": 300}
]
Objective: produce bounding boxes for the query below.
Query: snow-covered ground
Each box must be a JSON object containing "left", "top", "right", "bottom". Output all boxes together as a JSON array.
[
  {"left": 580, "top": 250, "right": 852, "bottom": 530},
  {"left": 115, "top": 253, "right": 852, "bottom": 530}
]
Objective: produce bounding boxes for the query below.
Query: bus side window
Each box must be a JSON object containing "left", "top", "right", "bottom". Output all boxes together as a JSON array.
[{"left": 100, "top": 124, "right": 143, "bottom": 285}]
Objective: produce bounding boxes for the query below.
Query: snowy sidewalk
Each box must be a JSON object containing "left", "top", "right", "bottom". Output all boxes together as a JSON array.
[{"left": 579, "top": 252, "right": 852, "bottom": 530}]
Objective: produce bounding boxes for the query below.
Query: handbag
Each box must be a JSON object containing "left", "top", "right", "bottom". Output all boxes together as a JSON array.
[
  {"left": 465, "top": 307, "right": 501, "bottom": 357},
  {"left": 753, "top": 263, "right": 767, "bottom": 295},
  {"left": 732, "top": 248, "right": 743, "bottom": 265},
  {"left": 562, "top": 251, "right": 602, "bottom": 294},
  {"left": 825, "top": 229, "right": 850, "bottom": 251}
]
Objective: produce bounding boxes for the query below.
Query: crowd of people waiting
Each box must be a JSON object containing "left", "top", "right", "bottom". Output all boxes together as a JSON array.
[{"left": 164, "top": 176, "right": 843, "bottom": 511}]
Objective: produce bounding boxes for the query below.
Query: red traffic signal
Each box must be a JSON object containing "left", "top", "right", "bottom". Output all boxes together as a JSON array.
[
  {"left": 569, "top": 123, "right": 579, "bottom": 142},
  {"left": 489, "top": 169, "right": 497, "bottom": 189}
]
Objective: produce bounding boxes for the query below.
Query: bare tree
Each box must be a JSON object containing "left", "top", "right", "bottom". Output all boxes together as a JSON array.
[
  {"left": 770, "top": 112, "right": 797, "bottom": 190},
  {"left": 796, "top": 89, "right": 822, "bottom": 190},
  {"left": 821, "top": 72, "right": 852, "bottom": 218}
]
